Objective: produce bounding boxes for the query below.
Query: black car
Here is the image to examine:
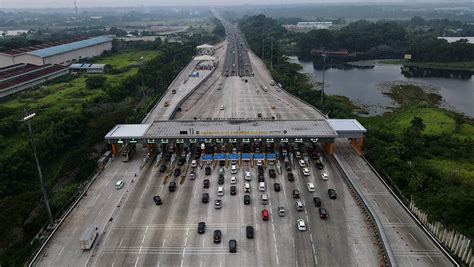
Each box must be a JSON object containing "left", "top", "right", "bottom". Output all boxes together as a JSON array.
[
  {"left": 164, "top": 153, "right": 171, "bottom": 161},
  {"left": 205, "top": 166, "right": 212, "bottom": 175},
  {"left": 285, "top": 162, "right": 291, "bottom": 171},
  {"left": 313, "top": 197, "right": 322, "bottom": 207},
  {"left": 213, "top": 230, "right": 222, "bottom": 243},
  {"left": 257, "top": 166, "right": 264, "bottom": 174},
  {"left": 230, "top": 185, "right": 237, "bottom": 195},
  {"left": 169, "top": 182, "right": 176, "bottom": 192},
  {"left": 174, "top": 168, "right": 181, "bottom": 177},
  {"left": 218, "top": 176, "right": 224, "bottom": 185},
  {"left": 328, "top": 189, "right": 337, "bottom": 199},
  {"left": 159, "top": 165, "right": 167, "bottom": 173},
  {"left": 293, "top": 190, "right": 300, "bottom": 198},
  {"left": 269, "top": 169, "right": 276, "bottom": 178},
  {"left": 288, "top": 172, "right": 295, "bottom": 181},
  {"left": 316, "top": 161, "right": 324, "bottom": 170},
  {"left": 244, "top": 195, "right": 251, "bottom": 205},
  {"left": 202, "top": 193, "right": 209, "bottom": 203},
  {"left": 258, "top": 173, "right": 265, "bottom": 182},
  {"left": 319, "top": 208, "right": 328, "bottom": 219},
  {"left": 198, "top": 222, "right": 206, "bottom": 234},
  {"left": 178, "top": 158, "right": 185, "bottom": 166},
  {"left": 246, "top": 226, "right": 254, "bottom": 239},
  {"left": 203, "top": 179, "right": 210, "bottom": 188},
  {"left": 274, "top": 183, "right": 281, "bottom": 192},
  {"left": 153, "top": 195, "right": 162, "bottom": 205},
  {"left": 229, "top": 239, "right": 237, "bottom": 253},
  {"left": 219, "top": 160, "right": 225, "bottom": 167}
]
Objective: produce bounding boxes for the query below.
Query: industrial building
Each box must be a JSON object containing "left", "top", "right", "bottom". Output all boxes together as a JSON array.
[
  {"left": 69, "top": 63, "right": 107, "bottom": 73},
  {"left": 196, "top": 44, "right": 215, "bottom": 56},
  {"left": 0, "top": 36, "right": 113, "bottom": 68},
  {"left": 0, "top": 63, "right": 68, "bottom": 98}
]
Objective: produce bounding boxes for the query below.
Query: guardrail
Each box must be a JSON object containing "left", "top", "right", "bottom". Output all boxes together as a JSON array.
[
  {"left": 332, "top": 153, "right": 396, "bottom": 267},
  {"left": 360, "top": 156, "right": 461, "bottom": 267}
]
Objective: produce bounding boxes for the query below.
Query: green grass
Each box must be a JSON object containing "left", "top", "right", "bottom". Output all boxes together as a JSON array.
[
  {"left": 378, "top": 59, "right": 474, "bottom": 71},
  {"left": 427, "top": 159, "right": 474, "bottom": 184},
  {"left": 96, "top": 50, "right": 158, "bottom": 68}
]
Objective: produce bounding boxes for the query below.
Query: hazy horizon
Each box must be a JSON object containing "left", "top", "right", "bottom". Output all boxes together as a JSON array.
[{"left": 0, "top": 0, "right": 468, "bottom": 9}]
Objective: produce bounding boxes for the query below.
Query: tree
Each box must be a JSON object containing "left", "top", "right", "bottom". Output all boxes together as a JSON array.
[{"left": 86, "top": 75, "right": 107, "bottom": 89}]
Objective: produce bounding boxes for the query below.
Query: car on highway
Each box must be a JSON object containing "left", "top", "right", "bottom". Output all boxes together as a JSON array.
[
  {"left": 229, "top": 239, "right": 237, "bottom": 253},
  {"left": 285, "top": 162, "right": 291, "bottom": 171},
  {"left": 171, "top": 89, "right": 176, "bottom": 94},
  {"left": 295, "top": 151, "right": 301, "bottom": 159},
  {"left": 230, "top": 176, "right": 237, "bottom": 184},
  {"left": 198, "top": 222, "right": 206, "bottom": 234},
  {"left": 215, "top": 199, "right": 222, "bottom": 209},
  {"left": 328, "top": 189, "right": 337, "bottom": 199},
  {"left": 213, "top": 230, "right": 222, "bottom": 243},
  {"left": 244, "top": 183, "right": 251, "bottom": 193},
  {"left": 190, "top": 170, "right": 196, "bottom": 180},
  {"left": 218, "top": 176, "right": 224, "bottom": 185},
  {"left": 191, "top": 160, "right": 198, "bottom": 168},
  {"left": 257, "top": 165, "right": 264, "bottom": 174},
  {"left": 262, "top": 209, "right": 269, "bottom": 221},
  {"left": 257, "top": 113, "right": 262, "bottom": 118},
  {"left": 115, "top": 180, "right": 124, "bottom": 189},
  {"left": 307, "top": 183, "right": 315, "bottom": 192},
  {"left": 164, "top": 101, "right": 169, "bottom": 107},
  {"left": 274, "top": 183, "right": 281, "bottom": 192},
  {"left": 168, "top": 182, "right": 176, "bottom": 192},
  {"left": 205, "top": 166, "right": 212, "bottom": 175},
  {"left": 257, "top": 173, "right": 265, "bottom": 182},
  {"left": 203, "top": 179, "right": 210, "bottom": 188},
  {"left": 218, "top": 186, "right": 224, "bottom": 196},
  {"left": 246, "top": 226, "right": 254, "bottom": 239},
  {"left": 298, "top": 160, "right": 306, "bottom": 167},
  {"left": 271, "top": 105, "right": 275, "bottom": 109},
  {"left": 177, "top": 158, "right": 185, "bottom": 166},
  {"left": 256, "top": 160, "right": 263, "bottom": 167},
  {"left": 244, "top": 194, "right": 251, "bottom": 205},
  {"left": 164, "top": 153, "right": 171, "bottom": 161},
  {"left": 288, "top": 172, "right": 295, "bottom": 181},
  {"left": 297, "top": 219, "right": 306, "bottom": 231},
  {"left": 302, "top": 167, "right": 310, "bottom": 176},
  {"left": 244, "top": 171, "right": 251, "bottom": 181},
  {"left": 313, "top": 197, "right": 322, "bottom": 207},
  {"left": 159, "top": 165, "right": 167, "bottom": 173},
  {"left": 202, "top": 193, "right": 209, "bottom": 203},
  {"left": 220, "top": 105, "right": 225, "bottom": 110},
  {"left": 321, "top": 172, "right": 329, "bottom": 181},
  {"left": 316, "top": 160, "right": 324, "bottom": 170},
  {"left": 174, "top": 168, "right": 181, "bottom": 177},
  {"left": 231, "top": 164, "right": 238, "bottom": 174},
  {"left": 296, "top": 200, "right": 304, "bottom": 211},
  {"left": 319, "top": 208, "right": 329, "bottom": 219},
  {"left": 153, "top": 196, "right": 162, "bottom": 205},
  {"left": 278, "top": 206, "right": 286, "bottom": 217},
  {"left": 269, "top": 169, "right": 276, "bottom": 178},
  {"left": 293, "top": 189, "right": 300, "bottom": 198},
  {"left": 230, "top": 185, "right": 237, "bottom": 195}
]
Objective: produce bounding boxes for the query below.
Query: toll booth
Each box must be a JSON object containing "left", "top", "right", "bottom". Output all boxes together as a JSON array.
[
  {"left": 201, "top": 154, "right": 213, "bottom": 164},
  {"left": 215, "top": 153, "right": 226, "bottom": 164},
  {"left": 266, "top": 153, "right": 277, "bottom": 163},
  {"left": 228, "top": 153, "right": 239, "bottom": 165},
  {"left": 253, "top": 153, "right": 266, "bottom": 161},
  {"left": 241, "top": 153, "right": 251, "bottom": 161}
]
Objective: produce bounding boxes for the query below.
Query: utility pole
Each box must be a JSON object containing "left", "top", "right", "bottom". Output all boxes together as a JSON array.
[
  {"left": 320, "top": 54, "right": 326, "bottom": 105},
  {"left": 23, "top": 111, "right": 54, "bottom": 228}
]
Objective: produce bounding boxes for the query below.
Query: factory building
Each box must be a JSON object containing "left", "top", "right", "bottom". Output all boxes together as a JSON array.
[{"left": 0, "top": 36, "right": 113, "bottom": 68}]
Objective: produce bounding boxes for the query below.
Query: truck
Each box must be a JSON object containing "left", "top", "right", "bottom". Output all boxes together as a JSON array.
[{"left": 80, "top": 225, "right": 99, "bottom": 250}]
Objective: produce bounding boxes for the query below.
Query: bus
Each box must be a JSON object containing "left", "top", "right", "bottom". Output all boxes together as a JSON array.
[{"left": 121, "top": 143, "right": 136, "bottom": 162}]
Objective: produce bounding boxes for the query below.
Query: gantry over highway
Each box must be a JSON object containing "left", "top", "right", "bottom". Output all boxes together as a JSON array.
[{"left": 31, "top": 12, "right": 456, "bottom": 267}]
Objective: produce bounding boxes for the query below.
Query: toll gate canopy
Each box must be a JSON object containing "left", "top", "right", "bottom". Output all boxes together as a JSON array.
[{"left": 105, "top": 119, "right": 366, "bottom": 145}]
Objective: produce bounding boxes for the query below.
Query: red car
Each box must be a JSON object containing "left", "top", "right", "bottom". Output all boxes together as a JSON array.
[{"left": 262, "top": 209, "right": 269, "bottom": 221}]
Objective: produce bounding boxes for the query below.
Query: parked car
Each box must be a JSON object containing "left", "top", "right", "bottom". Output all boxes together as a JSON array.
[
  {"left": 198, "top": 222, "right": 206, "bottom": 234},
  {"left": 246, "top": 226, "right": 254, "bottom": 239},
  {"left": 153, "top": 195, "right": 162, "bottom": 205},
  {"left": 319, "top": 208, "right": 328, "bottom": 219},
  {"left": 328, "top": 189, "right": 337, "bottom": 199},
  {"left": 293, "top": 189, "right": 300, "bottom": 198},
  {"left": 213, "top": 230, "right": 222, "bottom": 243}
]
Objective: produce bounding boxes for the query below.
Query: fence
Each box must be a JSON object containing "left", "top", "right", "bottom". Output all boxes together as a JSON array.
[{"left": 409, "top": 200, "right": 473, "bottom": 266}]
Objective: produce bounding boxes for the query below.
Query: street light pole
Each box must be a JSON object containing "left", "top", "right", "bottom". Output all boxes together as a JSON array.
[{"left": 23, "top": 111, "right": 54, "bottom": 227}]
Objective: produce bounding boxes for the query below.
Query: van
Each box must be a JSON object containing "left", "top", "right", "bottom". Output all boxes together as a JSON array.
[
  {"left": 115, "top": 180, "right": 124, "bottom": 189},
  {"left": 261, "top": 194, "right": 268, "bottom": 205},
  {"left": 259, "top": 182, "right": 265, "bottom": 192},
  {"left": 217, "top": 186, "right": 224, "bottom": 196}
]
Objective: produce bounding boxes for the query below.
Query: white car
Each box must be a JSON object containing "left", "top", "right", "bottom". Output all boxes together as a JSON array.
[
  {"left": 244, "top": 171, "right": 251, "bottom": 181},
  {"left": 295, "top": 151, "right": 301, "bottom": 159},
  {"left": 303, "top": 167, "right": 310, "bottom": 176},
  {"left": 231, "top": 164, "right": 238, "bottom": 174},
  {"left": 115, "top": 180, "right": 124, "bottom": 189},
  {"left": 230, "top": 176, "right": 237, "bottom": 184},
  {"left": 298, "top": 160, "right": 306, "bottom": 167},
  {"left": 307, "top": 183, "right": 315, "bottom": 192},
  {"left": 321, "top": 172, "right": 329, "bottom": 181},
  {"left": 244, "top": 183, "right": 251, "bottom": 193},
  {"left": 297, "top": 219, "right": 306, "bottom": 231},
  {"left": 191, "top": 160, "right": 197, "bottom": 168},
  {"left": 220, "top": 105, "right": 225, "bottom": 110},
  {"left": 256, "top": 160, "right": 263, "bottom": 167}
]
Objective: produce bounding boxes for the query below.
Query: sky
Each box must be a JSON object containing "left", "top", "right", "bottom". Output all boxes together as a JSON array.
[{"left": 0, "top": 0, "right": 453, "bottom": 9}]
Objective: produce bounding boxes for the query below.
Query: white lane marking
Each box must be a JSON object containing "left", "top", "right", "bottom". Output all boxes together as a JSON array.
[
  {"left": 397, "top": 217, "right": 403, "bottom": 224},
  {"left": 119, "top": 239, "right": 123, "bottom": 247},
  {"left": 219, "top": 261, "right": 222, "bottom": 267},
  {"left": 276, "top": 254, "right": 279, "bottom": 265},
  {"left": 312, "top": 244, "right": 318, "bottom": 265},
  {"left": 309, "top": 233, "right": 314, "bottom": 243},
  {"left": 202, "top": 239, "right": 205, "bottom": 247},
  {"left": 142, "top": 234, "right": 146, "bottom": 244},
  {"left": 58, "top": 246, "right": 65, "bottom": 255},
  {"left": 98, "top": 207, "right": 103, "bottom": 216},
  {"left": 96, "top": 192, "right": 102, "bottom": 201},
  {"left": 107, "top": 192, "right": 112, "bottom": 200},
  {"left": 162, "top": 239, "right": 166, "bottom": 247},
  {"left": 409, "top": 233, "right": 417, "bottom": 242},
  {"left": 111, "top": 261, "right": 115, "bottom": 267},
  {"left": 200, "top": 261, "right": 203, "bottom": 267},
  {"left": 273, "top": 233, "right": 276, "bottom": 242},
  {"left": 134, "top": 255, "right": 140, "bottom": 267},
  {"left": 157, "top": 262, "right": 160, "bottom": 267},
  {"left": 180, "top": 259, "right": 184, "bottom": 267},
  {"left": 272, "top": 224, "right": 275, "bottom": 232},
  {"left": 274, "top": 243, "right": 278, "bottom": 253},
  {"left": 426, "top": 253, "right": 434, "bottom": 262},
  {"left": 72, "top": 226, "right": 77, "bottom": 234},
  {"left": 184, "top": 236, "right": 188, "bottom": 246}
]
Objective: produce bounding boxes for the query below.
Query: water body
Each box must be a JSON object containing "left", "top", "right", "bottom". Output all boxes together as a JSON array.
[{"left": 289, "top": 57, "right": 474, "bottom": 117}]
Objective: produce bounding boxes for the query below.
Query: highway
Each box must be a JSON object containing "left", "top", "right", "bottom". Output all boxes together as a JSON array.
[{"left": 32, "top": 14, "right": 453, "bottom": 267}]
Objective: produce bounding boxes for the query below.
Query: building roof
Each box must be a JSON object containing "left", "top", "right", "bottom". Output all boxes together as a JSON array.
[
  {"left": 0, "top": 36, "right": 88, "bottom": 56},
  {"left": 105, "top": 124, "right": 152, "bottom": 140},
  {"left": 197, "top": 44, "right": 214, "bottom": 49},
  {"left": 0, "top": 64, "right": 67, "bottom": 91},
  {"left": 194, "top": 55, "right": 215, "bottom": 61},
  {"left": 28, "top": 36, "right": 113, "bottom": 58},
  {"left": 69, "top": 63, "right": 106, "bottom": 70},
  {"left": 327, "top": 119, "right": 366, "bottom": 138}
]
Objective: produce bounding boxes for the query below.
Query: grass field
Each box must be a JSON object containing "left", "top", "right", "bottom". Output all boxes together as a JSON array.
[
  {"left": 95, "top": 50, "right": 158, "bottom": 68},
  {"left": 379, "top": 59, "right": 474, "bottom": 71}
]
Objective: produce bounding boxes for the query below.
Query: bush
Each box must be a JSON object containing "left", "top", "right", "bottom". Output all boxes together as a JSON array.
[{"left": 85, "top": 75, "right": 107, "bottom": 89}]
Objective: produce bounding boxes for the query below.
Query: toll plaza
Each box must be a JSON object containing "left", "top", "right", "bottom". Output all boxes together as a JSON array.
[{"left": 105, "top": 119, "right": 366, "bottom": 157}]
